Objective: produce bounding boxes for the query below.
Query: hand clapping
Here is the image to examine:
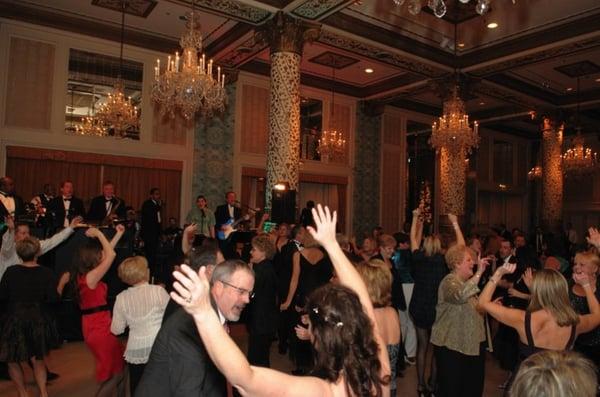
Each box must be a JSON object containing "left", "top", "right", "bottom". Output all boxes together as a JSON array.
[{"left": 171, "top": 265, "right": 212, "bottom": 318}]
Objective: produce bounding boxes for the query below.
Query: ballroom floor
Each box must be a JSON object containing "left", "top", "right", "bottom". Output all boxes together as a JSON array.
[{"left": 0, "top": 328, "right": 506, "bottom": 397}]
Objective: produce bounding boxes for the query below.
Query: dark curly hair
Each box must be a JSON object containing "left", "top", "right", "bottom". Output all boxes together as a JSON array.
[
  {"left": 67, "top": 238, "right": 103, "bottom": 302},
  {"left": 306, "top": 284, "right": 389, "bottom": 396}
]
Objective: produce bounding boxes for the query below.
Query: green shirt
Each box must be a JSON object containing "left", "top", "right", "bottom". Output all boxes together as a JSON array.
[{"left": 185, "top": 207, "right": 215, "bottom": 237}]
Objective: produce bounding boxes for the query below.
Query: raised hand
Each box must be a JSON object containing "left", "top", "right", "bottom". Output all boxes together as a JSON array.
[
  {"left": 85, "top": 227, "right": 101, "bottom": 238},
  {"left": 171, "top": 265, "right": 212, "bottom": 318},
  {"left": 496, "top": 262, "right": 517, "bottom": 277},
  {"left": 587, "top": 227, "right": 600, "bottom": 249},
  {"left": 412, "top": 207, "right": 421, "bottom": 217},
  {"left": 523, "top": 268, "right": 534, "bottom": 289},
  {"left": 184, "top": 223, "right": 197, "bottom": 236},
  {"left": 574, "top": 271, "right": 591, "bottom": 287},
  {"left": 447, "top": 213, "right": 458, "bottom": 224},
  {"left": 115, "top": 224, "right": 126, "bottom": 234},
  {"left": 476, "top": 255, "right": 491, "bottom": 276},
  {"left": 69, "top": 216, "right": 83, "bottom": 228},
  {"left": 307, "top": 204, "right": 337, "bottom": 248}
]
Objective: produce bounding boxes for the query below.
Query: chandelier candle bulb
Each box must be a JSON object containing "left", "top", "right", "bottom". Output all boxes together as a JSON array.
[
  {"left": 217, "top": 66, "right": 221, "bottom": 83},
  {"left": 222, "top": 74, "right": 225, "bottom": 88}
]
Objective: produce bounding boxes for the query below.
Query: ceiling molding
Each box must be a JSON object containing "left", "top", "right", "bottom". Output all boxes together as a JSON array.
[{"left": 0, "top": 1, "right": 179, "bottom": 53}]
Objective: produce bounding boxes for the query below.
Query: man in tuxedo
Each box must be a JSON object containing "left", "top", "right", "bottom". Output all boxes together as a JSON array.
[
  {"left": 0, "top": 176, "right": 25, "bottom": 220},
  {"left": 47, "top": 180, "right": 85, "bottom": 234},
  {"left": 215, "top": 191, "right": 242, "bottom": 259},
  {"left": 214, "top": 191, "right": 241, "bottom": 232},
  {"left": 136, "top": 259, "right": 255, "bottom": 397},
  {"left": 86, "top": 181, "right": 126, "bottom": 224},
  {"left": 141, "top": 188, "right": 162, "bottom": 272}
]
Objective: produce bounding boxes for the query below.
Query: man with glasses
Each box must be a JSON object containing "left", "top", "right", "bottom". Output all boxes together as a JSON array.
[{"left": 137, "top": 259, "right": 255, "bottom": 397}]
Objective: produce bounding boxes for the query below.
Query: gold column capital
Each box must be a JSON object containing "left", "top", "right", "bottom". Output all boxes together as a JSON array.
[{"left": 259, "top": 12, "right": 321, "bottom": 55}]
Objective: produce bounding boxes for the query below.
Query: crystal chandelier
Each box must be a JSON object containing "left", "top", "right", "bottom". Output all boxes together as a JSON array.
[
  {"left": 318, "top": 67, "right": 346, "bottom": 162},
  {"left": 430, "top": 86, "right": 479, "bottom": 154},
  {"left": 152, "top": 1, "right": 226, "bottom": 120},
  {"left": 391, "top": 0, "right": 505, "bottom": 18},
  {"left": 562, "top": 77, "right": 598, "bottom": 177},
  {"left": 76, "top": 1, "right": 139, "bottom": 138},
  {"left": 562, "top": 133, "right": 598, "bottom": 177}
]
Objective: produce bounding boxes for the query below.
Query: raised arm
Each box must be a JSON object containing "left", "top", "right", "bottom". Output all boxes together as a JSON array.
[
  {"left": 448, "top": 213, "right": 465, "bottom": 246},
  {"left": 573, "top": 272, "right": 600, "bottom": 335},
  {"left": 181, "top": 223, "right": 197, "bottom": 255},
  {"left": 280, "top": 251, "right": 300, "bottom": 311},
  {"left": 410, "top": 208, "right": 423, "bottom": 252},
  {"left": 586, "top": 227, "right": 600, "bottom": 250},
  {"left": 477, "top": 263, "right": 524, "bottom": 329},
  {"left": 110, "top": 224, "right": 126, "bottom": 248},
  {"left": 171, "top": 266, "right": 329, "bottom": 397},
  {"left": 307, "top": 205, "right": 390, "bottom": 378},
  {"left": 85, "top": 227, "right": 117, "bottom": 289}
]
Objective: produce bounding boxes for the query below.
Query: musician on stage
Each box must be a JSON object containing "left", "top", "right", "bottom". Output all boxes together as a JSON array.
[
  {"left": 87, "top": 181, "right": 126, "bottom": 225},
  {"left": 0, "top": 176, "right": 25, "bottom": 220},
  {"left": 185, "top": 195, "right": 215, "bottom": 239},
  {"left": 30, "top": 183, "right": 55, "bottom": 229},
  {"left": 47, "top": 180, "right": 85, "bottom": 234}
]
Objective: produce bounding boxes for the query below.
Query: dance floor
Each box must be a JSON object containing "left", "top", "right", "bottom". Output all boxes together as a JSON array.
[{"left": 0, "top": 326, "right": 505, "bottom": 396}]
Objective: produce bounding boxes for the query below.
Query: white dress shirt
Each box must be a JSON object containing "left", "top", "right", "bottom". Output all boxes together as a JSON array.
[
  {"left": 0, "top": 227, "right": 74, "bottom": 281},
  {"left": 0, "top": 192, "right": 15, "bottom": 215},
  {"left": 111, "top": 283, "right": 170, "bottom": 364}
]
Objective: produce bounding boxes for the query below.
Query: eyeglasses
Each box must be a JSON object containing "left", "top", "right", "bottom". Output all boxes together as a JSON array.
[{"left": 220, "top": 280, "right": 255, "bottom": 299}]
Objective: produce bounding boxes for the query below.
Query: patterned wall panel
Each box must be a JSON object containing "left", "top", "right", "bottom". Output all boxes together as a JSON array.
[
  {"left": 4, "top": 37, "right": 55, "bottom": 130},
  {"left": 192, "top": 84, "right": 236, "bottom": 211},
  {"left": 381, "top": 148, "right": 402, "bottom": 233},
  {"left": 383, "top": 113, "right": 402, "bottom": 146},
  {"left": 240, "top": 84, "right": 269, "bottom": 154},
  {"left": 352, "top": 102, "right": 381, "bottom": 239}
]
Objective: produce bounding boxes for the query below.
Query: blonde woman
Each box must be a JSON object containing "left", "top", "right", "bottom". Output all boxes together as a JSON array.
[
  {"left": 568, "top": 250, "right": 600, "bottom": 371},
  {"left": 510, "top": 350, "right": 597, "bottom": 397},
  {"left": 408, "top": 208, "right": 448, "bottom": 396},
  {"left": 479, "top": 264, "right": 600, "bottom": 389},
  {"left": 357, "top": 259, "right": 401, "bottom": 397},
  {"left": 111, "top": 256, "right": 169, "bottom": 396}
]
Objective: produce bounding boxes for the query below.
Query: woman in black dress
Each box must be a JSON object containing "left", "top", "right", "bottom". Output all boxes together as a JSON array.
[
  {"left": 408, "top": 208, "right": 449, "bottom": 396},
  {"left": 0, "top": 237, "right": 65, "bottom": 397}
]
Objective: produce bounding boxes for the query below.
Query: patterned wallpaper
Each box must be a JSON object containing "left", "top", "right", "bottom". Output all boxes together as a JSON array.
[
  {"left": 352, "top": 102, "right": 382, "bottom": 239},
  {"left": 191, "top": 84, "right": 237, "bottom": 213}
]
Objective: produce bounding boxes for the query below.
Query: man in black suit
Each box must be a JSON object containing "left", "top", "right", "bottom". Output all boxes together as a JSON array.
[
  {"left": 141, "top": 188, "right": 162, "bottom": 273},
  {"left": 86, "top": 180, "right": 126, "bottom": 225},
  {"left": 135, "top": 259, "right": 255, "bottom": 397},
  {"left": 0, "top": 176, "right": 25, "bottom": 220},
  {"left": 214, "top": 191, "right": 242, "bottom": 259},
  {"left": 47, "top": 180, "right": 85, "bottom": 234}
]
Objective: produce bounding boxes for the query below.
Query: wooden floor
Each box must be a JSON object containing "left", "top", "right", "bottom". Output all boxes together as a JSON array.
[{"left": 0, "top": 334, "right": 506, "bottom": 397}]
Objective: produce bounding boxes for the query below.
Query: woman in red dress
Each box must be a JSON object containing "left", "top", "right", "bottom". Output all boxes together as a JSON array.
[{"left": 73, "top": 225, "right": 126, "bottom": 397}]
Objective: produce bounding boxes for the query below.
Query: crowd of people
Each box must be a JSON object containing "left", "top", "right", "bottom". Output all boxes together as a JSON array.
[{"left": 0, "top": 173, "right": 599, "bottom": 397}]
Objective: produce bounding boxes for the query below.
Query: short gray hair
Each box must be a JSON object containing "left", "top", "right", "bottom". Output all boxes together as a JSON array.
[{"left": 210, "top": 259, "right": 254, "bottom": 284}]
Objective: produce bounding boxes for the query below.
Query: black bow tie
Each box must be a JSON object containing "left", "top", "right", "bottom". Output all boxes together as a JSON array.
[{"left": 63, "top": 198, "right": 71, "bottom": 202}]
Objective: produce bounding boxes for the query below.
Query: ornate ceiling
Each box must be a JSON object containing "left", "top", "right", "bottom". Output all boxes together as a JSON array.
[{"left": 2, "top": 0, "right": 600, "bottom": 138}]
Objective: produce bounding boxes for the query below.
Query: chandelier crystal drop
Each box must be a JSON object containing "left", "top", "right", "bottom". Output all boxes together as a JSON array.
[
  {"left": 430, "top": 86, "right": 479, "bottom": 154},
  {"left": 75, "top": 1, "right": 139, "bottom": 138},
  {"left": 151, "top": 8, "right": 226, "bottom": 120},
  {"left": 562, "top": 133, "right": 598, "bottom": 177},
  {"left": 393, "top": 0, "right": 497, "bottom": 18}
]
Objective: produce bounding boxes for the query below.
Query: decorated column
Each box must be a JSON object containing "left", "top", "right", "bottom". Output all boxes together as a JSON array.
[
  {"left": 439, "top": 147, "right": 467, "bottom": 216},
  {"left": 541, "top": 117, "right": 564, "bottom": 233},
  {"left": 263, "top": 12, "right": 320, "bottom": 207}
]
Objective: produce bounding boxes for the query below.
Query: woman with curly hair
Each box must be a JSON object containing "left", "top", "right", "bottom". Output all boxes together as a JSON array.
[{"left": 170, "top": 204, "right": 391, "bottom": 396}]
